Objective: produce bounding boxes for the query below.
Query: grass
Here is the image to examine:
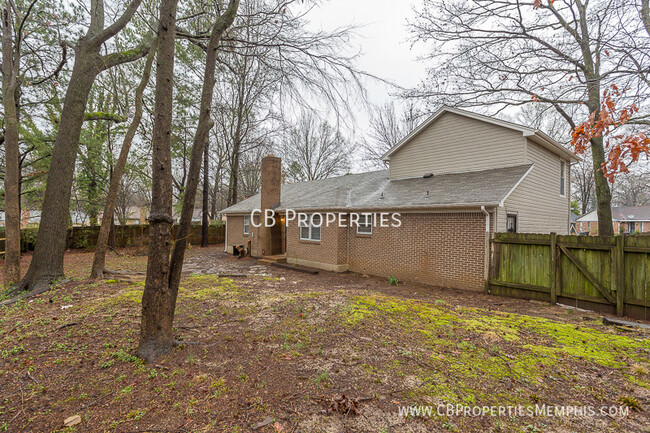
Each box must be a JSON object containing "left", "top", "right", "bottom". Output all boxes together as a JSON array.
[{"left": 0, "top": 247, "right": 648, "bottom": 432}]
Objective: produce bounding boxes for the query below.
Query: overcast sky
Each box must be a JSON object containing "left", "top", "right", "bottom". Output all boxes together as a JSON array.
[{"left": 304, "top": 0, "right": 428, "bottom": 131}]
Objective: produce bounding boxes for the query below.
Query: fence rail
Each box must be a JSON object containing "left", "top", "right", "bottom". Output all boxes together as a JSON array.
[
  {"left": 488, "top": 232, "right": 650, "bottom": 321},
  {"left": 0, "top": 224, "right": 225, "bottom": 254}
]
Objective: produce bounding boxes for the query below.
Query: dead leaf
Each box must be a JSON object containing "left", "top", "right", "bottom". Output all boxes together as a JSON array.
[
  {"left": 252, "top": 416, "right": 273, "bottom": 430},
  {"left": 63, "top": 415, "right": 81, "bottom": 427}
]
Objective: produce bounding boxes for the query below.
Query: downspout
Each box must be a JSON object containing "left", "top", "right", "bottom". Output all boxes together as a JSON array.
[
  {"left": 224, "top": 215, "right": 228, "bottom": 253},
  {"left": 481, "top": 206, "right": 491, "bottom": 292}
]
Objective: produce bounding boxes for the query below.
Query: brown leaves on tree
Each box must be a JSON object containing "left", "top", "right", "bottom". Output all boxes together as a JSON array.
[
  {"left": 572, "top": 84, "right": 649, "bottom": 182},
  {"left": 533, "top": 0, "right": 555, "bottom": 9}
]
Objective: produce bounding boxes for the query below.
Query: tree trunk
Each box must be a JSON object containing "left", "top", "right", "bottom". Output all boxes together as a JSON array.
[
  {"left": 11, "top": 0, "right": 146, "bottom": 296},
  {"left": 167, "top": 0, "right": 240, "bottom": 324},
  {"left": 201, "top": 141, "right": 210, "bottom": 247},
  {"left": 228, "top": 150, "right": 240, "bottom": 207},
  {"left": 210, "top": 161, "right": 221, "bottom": 218},
  {"left": 136, "top": 0, "right": 178, "bottom": 362},
  {"left": 590, "top": 135, "right": 614, "bottom": 236},
  {"left": 2, "top": 7, "right": 21, "bottom": 286},
  {"left": 585, "top": 73, "right": 614, "bottom": 237},
  {"left": 14, "top": 53, "right": 99, "bottom": 293},
  {"left": 91, "top": 43, "right": 156, "bottom": 279}
]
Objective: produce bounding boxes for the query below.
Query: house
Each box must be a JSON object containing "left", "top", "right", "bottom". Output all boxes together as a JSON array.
[
  {"left": 576, "top": 206, "right": 650, "bottom": 235},
  {"left": 221, "top": 106, "right": 578, "bottom": 290}
]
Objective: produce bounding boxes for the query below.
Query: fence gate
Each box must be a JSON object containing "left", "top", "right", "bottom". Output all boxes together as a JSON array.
[{"left": 488, "top": 232, "right": 650, "bottom": 320}]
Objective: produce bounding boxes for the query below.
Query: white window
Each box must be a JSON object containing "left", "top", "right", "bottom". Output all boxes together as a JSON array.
[
  {"left": 357, "top": 213, "right": 372, "bottom": 235},
  {"left": 299, "top": 214, "right": 321, "bottom": 241},
  {"left": 560, "top": 161, "right": 566, "bottom": 197},
  {"left": 243, "top": 215, "right": 250, "bottom": 235}
]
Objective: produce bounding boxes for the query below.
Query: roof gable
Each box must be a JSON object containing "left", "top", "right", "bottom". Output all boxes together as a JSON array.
[{"left": 381, "top": 106, "right": 578, "bottom": 163}]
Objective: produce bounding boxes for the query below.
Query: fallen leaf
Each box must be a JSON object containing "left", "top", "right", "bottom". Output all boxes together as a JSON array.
[
  {"left": 64, "top": 415, "right": 81, "bottom": 427},
  {"left": 252, "top": 416, "right": 273, "bottom": 430}
]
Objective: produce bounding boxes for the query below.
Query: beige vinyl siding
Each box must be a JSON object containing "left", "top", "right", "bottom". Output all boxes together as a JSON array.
[
  {"left": 501, "top": 139, "right": 570, "bottom": 234},
  {"left": 388, "top": 112, "right": 526, "bottom": 179}
]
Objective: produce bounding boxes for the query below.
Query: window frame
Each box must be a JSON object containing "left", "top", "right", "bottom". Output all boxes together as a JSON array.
[
  {"left": 299, "top": 214, "right": 322, "bottom": 241},
  {"left": 356, "top": 213, "right": 373, "bottom": 235},
  {"left": 560, "top": 161, "right": 567, "bottom": 197},
  {"left": 243, "top": 215, "right": 250, "bottom": 235},
  {"left": 506, "top": 214, "right": 518, "bottom": 233}
]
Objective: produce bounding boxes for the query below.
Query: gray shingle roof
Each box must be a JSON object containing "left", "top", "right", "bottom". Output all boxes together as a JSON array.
[
  {"left": 221, "top": 164, "right": 532, "bottom": 214},
  {"left": 577, "top": 206, "right": 650, "bottom": 222}
]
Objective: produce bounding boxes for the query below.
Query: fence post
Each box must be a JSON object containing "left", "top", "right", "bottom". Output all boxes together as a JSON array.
[
  {"left": 614, "top": 235, "right": 625, "bottom": 316},
  {"left": 550, "top": 232, "right": 557, "bottom": 304}
]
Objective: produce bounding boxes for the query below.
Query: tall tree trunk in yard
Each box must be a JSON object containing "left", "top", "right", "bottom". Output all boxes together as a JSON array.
[
  {"left": 136, "top": 0, "right": 178, "bottom": 362},
  {"left": 201, "top": 141, "right": 210, "bottom": 247},
  {"left": 91, "top": 42, "right": 156, "bottom": 279},
  {"left": 167, "top": 0, "right": 240, "bottom": 326},
  {"left": 2, "top": 6, "right": 21, "bottom": 286},
  {"left": 590, "top": 135, "right": 614, "bottom": 236},
  {"left": 7, "top": 0, "right": 146, "bottom": 298},
  {"left": 228, "top": 150, "right": 240, "bottom": 207}
]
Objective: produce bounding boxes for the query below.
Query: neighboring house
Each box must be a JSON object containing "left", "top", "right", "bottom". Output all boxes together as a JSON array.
[
  {"left": 576, "top": 206, "right": 650, "bottom": 235},
  {"left": 222, "top": 106, "right": 577, "bottom": 290},
  {"left": 98, "top": 207, "right": 148, "bottom": 226}
]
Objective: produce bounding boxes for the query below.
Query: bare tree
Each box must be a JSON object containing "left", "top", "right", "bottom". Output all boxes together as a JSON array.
[
  {"left": 137, "top": 0, "right": 179, "bottom": 362},
  {"left": 138, "top": 0, "right": 239, "bottom": 362},
  {"left": 91, "top": 39, "right": 156, "bottom": 279},
  {"left": 612, "top": 171, "right": 650, "bottom": 207},
  {"left": 407, "top": 0, "right": 650, "bottom": 236},
  {"left": 280, "top": 114, "right": 351, "bottom": 182},
  {"left": 360, "top": 102, "right": 420, "bottom": 169},
  {"left": 2, "top": 0, "right": 68, "bottom": 285},
  {"left": 7, "top": 0, "right": 149, "bottom": 299},
  {"left": 181, "top": 0, "right": 369, "bottom": 206},
  {"left": 572, "top": 154, "right": 596, "bottom": 215}
]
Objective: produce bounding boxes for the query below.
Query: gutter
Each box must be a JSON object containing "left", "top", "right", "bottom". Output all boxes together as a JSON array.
[{"left": 224, "top": 216, "right": 228, "bottom": 253}]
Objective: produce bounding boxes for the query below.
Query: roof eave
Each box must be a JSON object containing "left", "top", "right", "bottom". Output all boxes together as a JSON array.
[{"left": 524, "top": 131, "right": 579, "bottom": 162}]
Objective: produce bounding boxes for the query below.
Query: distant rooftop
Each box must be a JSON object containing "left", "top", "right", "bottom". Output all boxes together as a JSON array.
[{"left": 577, "top": 206, "right": 650, "bottom": 222}]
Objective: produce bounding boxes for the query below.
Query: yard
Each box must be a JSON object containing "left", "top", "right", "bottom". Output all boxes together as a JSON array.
[{"left": 1, "top": 246, "right": 649, "bottom": 432}]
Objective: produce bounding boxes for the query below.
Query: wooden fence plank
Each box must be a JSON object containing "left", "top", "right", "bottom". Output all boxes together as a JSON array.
[
  {"left": 557, "top": 244, "right": 616, "bottom": 304},
  {"left": 489, "top": 232, "right": 648, "bottom": 321},
  {"left": 488, "top": 280, "right": 550, "bottom": 293},
  {"left": 550, "top": 232, "right": 557, "bottom": 304},
  {"left": 615, "top": 236, "right": 625, "bottom": 316}
]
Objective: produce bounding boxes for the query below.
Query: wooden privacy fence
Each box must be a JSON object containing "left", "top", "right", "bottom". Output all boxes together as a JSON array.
[
  {"left": 488, "top": 232, "right": 650, "bottom": 321},
  {"left": 0, "top": 224, "right": 225, "bottom": 253}
]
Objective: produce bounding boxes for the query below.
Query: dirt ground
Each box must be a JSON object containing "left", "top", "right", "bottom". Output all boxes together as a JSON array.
[{"left": 1, "top": 245, "right": 649, "bottom": 432}]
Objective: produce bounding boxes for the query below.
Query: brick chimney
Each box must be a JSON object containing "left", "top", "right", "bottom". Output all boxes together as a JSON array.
[
  {"left": 259, "top": 155, "right": 281, "bottom": 256},
  {"left": 261, "top": 155, "right": 281, "bottom": 211}
]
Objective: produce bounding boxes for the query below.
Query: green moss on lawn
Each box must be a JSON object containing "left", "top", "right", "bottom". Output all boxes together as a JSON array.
[
  {"left": 343, "top": 294, "right": 650, "bottom": 405},
  {"left": 110, "top": 276, "right": 238, "bottom": 304}
]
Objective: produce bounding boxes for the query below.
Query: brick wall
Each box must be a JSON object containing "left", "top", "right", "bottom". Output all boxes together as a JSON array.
[
  {"left": 285, "top": 220, "right": 346, "bottom": 269},
  {"left": 227, "top": 211, "right": 490, "bottom": 290},
  {"left": 346, "top": 212, "right": 488, "bottom": 290}
]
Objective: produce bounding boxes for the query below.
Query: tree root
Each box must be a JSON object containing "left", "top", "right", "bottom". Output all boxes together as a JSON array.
[{"left": 0, "top": 278, "right": 65, "bottom": 306}]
